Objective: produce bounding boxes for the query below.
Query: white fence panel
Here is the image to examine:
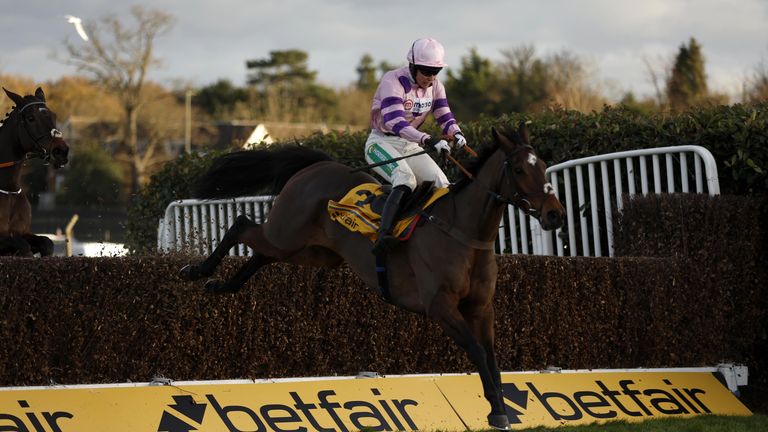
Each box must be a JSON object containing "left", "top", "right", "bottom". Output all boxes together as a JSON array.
[
  {"left": 158, "top": 196, "right": 273, "bottom": 256},
  {"left": 496, "top": 145, "right": 720, "bottom": 257}
]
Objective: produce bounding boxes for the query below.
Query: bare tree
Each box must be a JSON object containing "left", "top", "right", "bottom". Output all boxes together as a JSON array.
[
  {"left": 747, "top": 53, "right": 768, "bottom": 102},
  {"left": 642, "top": 54, "right": 669, "bottom": 108},
  {"left": 546, "top": 50, "right": 607, "bottom": 112},
  {"left": 61, "top": 6, "right": 175, "bottom": 192}
]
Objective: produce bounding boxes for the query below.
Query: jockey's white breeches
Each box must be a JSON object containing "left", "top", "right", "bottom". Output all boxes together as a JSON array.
[{"left": 364, "top": 130, "right": 449, "bottom": 191}]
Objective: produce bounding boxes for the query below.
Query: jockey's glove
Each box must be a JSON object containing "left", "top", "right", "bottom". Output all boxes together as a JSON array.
[
  {"left": 453, "top": 132, "right": 467, "bottom": 149},
  {"left": 423, "top": 136, "right": 451, "bottom": 154}
]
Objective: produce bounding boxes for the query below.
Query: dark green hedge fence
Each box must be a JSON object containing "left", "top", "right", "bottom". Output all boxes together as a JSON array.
[
  {"left": 1, "top": 194, "right": 764, "bottom": 390},
  {"left": 125, "top": 103, "right": 768, "bottom": 254}
]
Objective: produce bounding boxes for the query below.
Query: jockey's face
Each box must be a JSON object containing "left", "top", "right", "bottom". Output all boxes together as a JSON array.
[{"left": 414, "top": 68, "right": 438, "bottom": 89}]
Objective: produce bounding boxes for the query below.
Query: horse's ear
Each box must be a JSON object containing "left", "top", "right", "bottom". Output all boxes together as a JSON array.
[
  {"left": 3, "top": 87, "right": 24, "bottom": 107},
  {"left": 491, "top": 127, "right": 501, "bottom": 143},
  {"left": 492, "top": 126, "right": 517, "bottom": 152},
  {"left": 35, "top": 87, "right": 45, "bottom": 102},
  {"left": 518, "top": 121, "right": 530, "bottom": 144}
]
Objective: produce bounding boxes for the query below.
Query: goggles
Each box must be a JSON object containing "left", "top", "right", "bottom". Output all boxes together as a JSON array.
[{"left": 416, "top": 65, "right": 443, "bottom": 77}]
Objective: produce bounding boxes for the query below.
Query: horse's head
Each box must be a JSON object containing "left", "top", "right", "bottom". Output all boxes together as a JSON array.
[
  {"left": 492, "top": 123, "right": 565, "bottom": 230},
  {"left": 3, "top": 87, "right": 69, "bottom": 168}
]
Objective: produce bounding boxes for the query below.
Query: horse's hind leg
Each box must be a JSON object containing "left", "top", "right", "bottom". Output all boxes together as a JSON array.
[
  {"left": 180, "top": 215, "right": 258, "bottom": 281},
  {"left": 23, "top": 234, "right": 54, "bottom": 256},
  {"left": 203, "top": 253, "right": 276, "bottom": 293},
  {"left": 0, "top": 236, "right": 33, "bottom": 256}
]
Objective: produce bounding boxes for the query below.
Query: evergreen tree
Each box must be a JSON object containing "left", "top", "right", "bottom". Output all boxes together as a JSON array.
[
  {"left": 445, "top": 48, "right": 500, "bottom": 120},
  {"left": 245, "top": 50, "right": 335, "bottom": 121},
  {"left": 355, "top": 54, "right": 378, "bottom": 91},
  {"left": 195, "top": 79, "right": 248, "bottom": 119},
  {"left": 246, "top": 50, "right": 317, "bottom": 87},
  {"left": 666, "top": 38, "right": 708, "bottom": 110},
  {"left": 57, "top": 141, "right": 124, "bottom": 206},
  {"left": 378, "top": 60, "right": 398, "bottom": 75}
]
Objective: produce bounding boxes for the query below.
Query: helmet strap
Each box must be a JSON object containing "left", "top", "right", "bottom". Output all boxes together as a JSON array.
[{"left": 409, "top": 63, "right": 418, "bottom": 81}]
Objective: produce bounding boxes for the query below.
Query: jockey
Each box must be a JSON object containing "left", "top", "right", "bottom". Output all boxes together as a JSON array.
[{"left": 365, "top": 37, "right": 467, "bottom": 254}]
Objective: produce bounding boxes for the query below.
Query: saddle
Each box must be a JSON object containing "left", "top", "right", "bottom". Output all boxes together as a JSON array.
[{"left": 327, "top": 181, "right": 449, "bottom": 243}]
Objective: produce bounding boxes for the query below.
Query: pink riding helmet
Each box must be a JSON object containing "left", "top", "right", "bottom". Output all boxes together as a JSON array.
[{"left": 407, "top": 38, "right": 447, "bottom": 68}]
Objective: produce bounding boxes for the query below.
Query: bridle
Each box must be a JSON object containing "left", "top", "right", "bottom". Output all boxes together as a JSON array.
[
  {"left": 19, "top": 100, "right": 63, "bottom": 163},
  {"left": 481, "top": 145, "right": 545, "bottom": 219},
  {"left": 0, "top": 100, "right": 63, "bottom": 168}
]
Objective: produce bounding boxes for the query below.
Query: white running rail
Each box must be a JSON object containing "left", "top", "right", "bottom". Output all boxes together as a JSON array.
[
  {"left": 498, "top": 145, "right": 720, "bottom": 257},
  {"left": 158, "top": 196, "right": 273, "bottom": 256},
  {"left": 158, "top": 146, "right": 720, "bottom": 258}
]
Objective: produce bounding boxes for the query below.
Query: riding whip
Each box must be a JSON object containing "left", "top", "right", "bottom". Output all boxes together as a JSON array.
[
  {"left": 351, "top": 142, "right": 478, "bottom": 173},
  {"left": 350, "top": 149, "right": 433, "bottom": 173}
]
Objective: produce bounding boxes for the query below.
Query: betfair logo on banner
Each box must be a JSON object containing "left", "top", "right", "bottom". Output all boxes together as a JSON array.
[
  {"left": 499, "top": 378, "right": 717, "bottom": 425},
  {"left": 155, "top": 389, "right": 420, "bottom": 432},
  {"left": 439, "top": 371, "right": 750, "bottom": 429}
]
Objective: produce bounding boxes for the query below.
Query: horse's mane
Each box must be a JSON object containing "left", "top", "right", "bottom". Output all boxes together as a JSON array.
[
  {"left": 0, "top": 96, "right": 35, "bottom": 131},
  {"left": 449, "top": 134, "right": 511, "bottom": 194}
]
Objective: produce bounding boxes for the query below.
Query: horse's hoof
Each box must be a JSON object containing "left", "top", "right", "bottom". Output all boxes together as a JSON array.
[
  {"left": 39, "top": 238, "right": 54, "bottom": 256},
  {"left": 488, "top": 414, "right": 511, "bottom": 430},
  {"left": 204, "top": 279, "right": 225, "bottom": 293},
  {"left": 180, "top": 264, "right": 202, "bottom": 281}
]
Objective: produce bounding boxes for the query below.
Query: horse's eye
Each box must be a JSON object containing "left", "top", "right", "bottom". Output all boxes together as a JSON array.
[
  {"left": 26, "top": 115, "right": 35, "bottom": 122},
  {"left": 513, "top": 167, "right": 524, "bottom": 175}
]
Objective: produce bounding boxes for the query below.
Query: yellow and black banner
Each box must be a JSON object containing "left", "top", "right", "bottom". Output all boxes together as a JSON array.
[{"left": 0, "top": 370, "right": 750, "bottom": 431}]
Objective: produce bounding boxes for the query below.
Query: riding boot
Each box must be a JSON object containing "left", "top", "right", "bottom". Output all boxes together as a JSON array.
[{"left": 372, "top": 185, "right": 410, "bottom": 255}]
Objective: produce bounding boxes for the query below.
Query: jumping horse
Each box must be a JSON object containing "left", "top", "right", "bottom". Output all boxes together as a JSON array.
[
  {"left": 0, "top": 87, "right": 69, "bottom": 256},
  {"left": 180, "top": 123, "right": 565, "bottom": 430}
]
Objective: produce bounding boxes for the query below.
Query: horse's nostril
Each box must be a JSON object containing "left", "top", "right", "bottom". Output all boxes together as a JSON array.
[{"left": 547, "top": 210, "right": 563, "bottom": 227}]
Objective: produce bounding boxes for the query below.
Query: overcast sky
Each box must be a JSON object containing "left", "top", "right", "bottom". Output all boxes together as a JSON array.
[{"left": 2, "top": 0, "right": 766, "bottom": 101}]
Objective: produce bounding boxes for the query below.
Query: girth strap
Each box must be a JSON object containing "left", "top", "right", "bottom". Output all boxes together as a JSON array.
[
  {"left": 375, "top": 253, "right": 393, "bottom": 303},
  {"left": 420, "top": 211, "right": 496, "bottom": 250}
]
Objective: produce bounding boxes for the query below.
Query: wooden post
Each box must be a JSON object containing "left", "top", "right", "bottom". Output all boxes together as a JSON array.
[{"left": 65, "top": 214, "right": 79, "bottom": 257}]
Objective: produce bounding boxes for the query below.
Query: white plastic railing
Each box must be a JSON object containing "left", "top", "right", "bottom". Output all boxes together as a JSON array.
[
  {"left": 497, "top": 145, "right": 721, "bottom": 257},
  {"left": 158, "top": 196, "right": 273, "bottom": 256},
  {"left": 158, "top": 146, "right": 720, "bottom": 258}
]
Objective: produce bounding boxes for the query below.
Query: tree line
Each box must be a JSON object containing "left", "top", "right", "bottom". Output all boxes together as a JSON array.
[{"left": 1, "top": 6, "right": 766, "bottom": 209}]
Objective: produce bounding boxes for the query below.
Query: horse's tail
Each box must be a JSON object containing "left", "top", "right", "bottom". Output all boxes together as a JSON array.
[{"left": 194, "top": 145, "right": 334, "bottom": 199}]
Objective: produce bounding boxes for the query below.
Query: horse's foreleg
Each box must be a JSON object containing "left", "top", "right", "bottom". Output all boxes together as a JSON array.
[
  {"left": 204, "top": 253, "right": 275, "bottom": 293},
  {"left": 180, "top": 215, "right": 257, "bottom": 281},
  {"left": 467, "top": 305, "right": 504, "bottom": 413},
  {"left": 431, "top": 299, "right": 510, "bottom": 430},
  {"left": 22, "top": 234, "right": 54, "bottom": 256}
]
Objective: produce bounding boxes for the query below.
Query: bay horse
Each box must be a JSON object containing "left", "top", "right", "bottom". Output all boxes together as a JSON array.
[
  {"left": 180, "top": 123, "right": 564, "bottom": 430},
  {"left": 0, "top": 87, "right": 69, "bottom": 256}
]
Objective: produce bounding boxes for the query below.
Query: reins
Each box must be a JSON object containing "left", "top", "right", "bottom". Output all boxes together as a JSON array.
[{"left": 446, "top": 144, "right": 539, "bottom": 217}]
